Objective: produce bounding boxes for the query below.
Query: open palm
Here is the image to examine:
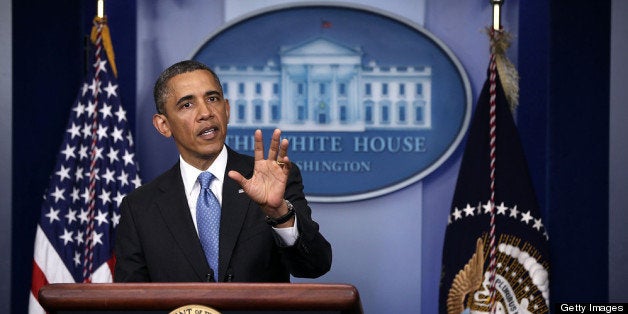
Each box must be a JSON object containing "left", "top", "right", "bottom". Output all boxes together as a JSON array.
[{"left": 228, "top": 129, "right": 291, "bottom": 216}]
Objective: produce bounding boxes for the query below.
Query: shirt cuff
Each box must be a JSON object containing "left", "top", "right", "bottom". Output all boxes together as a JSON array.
[{"left": 272, "top": 215, "right": 299, "bottom": 246}]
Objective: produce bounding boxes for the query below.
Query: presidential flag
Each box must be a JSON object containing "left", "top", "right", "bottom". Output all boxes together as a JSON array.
[
  {"left": 29, "top": 17, "right": 141, "bottom": 313},
  {"left": 439, "top": 31, "right": 550, "bottom": 314}
]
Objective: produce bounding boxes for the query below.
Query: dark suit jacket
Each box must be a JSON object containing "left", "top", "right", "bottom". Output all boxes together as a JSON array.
[{"left": 114, "top": 147, "right": 332, "bottom": 282}]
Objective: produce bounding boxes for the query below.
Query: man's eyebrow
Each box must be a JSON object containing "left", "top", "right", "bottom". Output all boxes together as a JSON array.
[
  {"left": 205, "top": 90, "right": 221, "bottom": 97},
  {"left": 175, "top": 94, "right": 194, "bottom": 106}
]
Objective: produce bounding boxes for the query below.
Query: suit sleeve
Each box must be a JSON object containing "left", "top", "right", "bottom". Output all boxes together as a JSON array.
[
  {"left": 280, "top": 165, "right": 333, "bottom": 278},
  {"left": 113, "top": 195, "right": 151, "bottom": 282}
]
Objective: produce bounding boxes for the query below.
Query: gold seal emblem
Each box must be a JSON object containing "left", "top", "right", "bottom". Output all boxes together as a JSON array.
[
  {"left": 170, "top": 304, "right": 221, "bottom": 314},
  {"left": 446, "top": 235, "right": 550, "bottom": 314}
]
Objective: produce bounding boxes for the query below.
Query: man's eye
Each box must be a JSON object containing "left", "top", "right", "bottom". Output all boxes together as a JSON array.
[
  {"left": 182, "top": 102, "right": 192, "bottom": 108},
  {"left": 208, "top": 96, "right": 218, "bottom": 102}
]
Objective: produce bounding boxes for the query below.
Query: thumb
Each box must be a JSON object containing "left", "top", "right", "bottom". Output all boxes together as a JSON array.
[{"left": 227, "top": 170, "right": 247, "bottom": 187}]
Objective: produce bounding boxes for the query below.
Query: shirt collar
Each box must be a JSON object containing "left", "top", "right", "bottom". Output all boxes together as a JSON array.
[{"left": 180, "top": 145, "right": 228, "bottom": 198}]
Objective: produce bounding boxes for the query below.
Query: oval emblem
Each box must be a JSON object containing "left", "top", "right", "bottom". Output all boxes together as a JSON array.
[{"left": 193, "top": 4, "right": 471, "bottom": 202}]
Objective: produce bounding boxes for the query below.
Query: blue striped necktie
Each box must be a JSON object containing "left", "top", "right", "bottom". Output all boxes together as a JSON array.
[{"left": 196, "top": 172, "right": 221, "bottom": 281}]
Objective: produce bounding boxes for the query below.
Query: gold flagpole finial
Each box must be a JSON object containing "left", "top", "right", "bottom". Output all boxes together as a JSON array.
[
  {"left": 487, "top": 0, "right": 518, "bottom": 111},
  {"left": 490, "top": 0, "right": 504, "bottom": 30},
  {"left": 91, "top": 0, "right": 117, "bottom": 77}
]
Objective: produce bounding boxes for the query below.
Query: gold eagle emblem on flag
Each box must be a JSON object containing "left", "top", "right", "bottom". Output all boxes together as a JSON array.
[{"left": 446, "top": 236, "right": 549, "bottom": 314}]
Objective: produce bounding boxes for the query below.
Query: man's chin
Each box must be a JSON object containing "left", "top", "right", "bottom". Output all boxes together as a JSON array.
[{"left": 199, "top": 144, "right": 224, "bottom": 157}]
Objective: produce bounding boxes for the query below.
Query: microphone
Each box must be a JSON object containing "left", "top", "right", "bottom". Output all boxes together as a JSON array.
[
  {"left": 225, "top": 268, "right": 233, "bottom": 282},
  {"left": 206, "top": 268, "right": 215, "bottom": 282}
]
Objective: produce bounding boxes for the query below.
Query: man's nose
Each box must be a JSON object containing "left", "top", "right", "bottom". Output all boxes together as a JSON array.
[{"left": 197, "top": 102, "right": 214, "bottom": 118}]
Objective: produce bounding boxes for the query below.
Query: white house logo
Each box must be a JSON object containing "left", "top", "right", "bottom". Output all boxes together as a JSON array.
[{"left": 193, "top": 4, "right": 471, "bottom": 202}]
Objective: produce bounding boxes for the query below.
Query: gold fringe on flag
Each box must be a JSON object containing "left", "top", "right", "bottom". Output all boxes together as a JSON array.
[
  {"left": 91, "top": 16, "right": 118, "bottom": 78},
  {"left": 488, "top": 29, "right": 519, "bottom": 112}
]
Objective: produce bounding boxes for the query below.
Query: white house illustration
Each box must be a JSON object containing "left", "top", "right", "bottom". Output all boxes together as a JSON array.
[{"left": 214, "top": 37, "right": 432, "bottom": 131}]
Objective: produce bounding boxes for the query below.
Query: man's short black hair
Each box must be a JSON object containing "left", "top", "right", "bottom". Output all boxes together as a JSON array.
[{"left": 153, "top": 60, "right": 222, "bottom": 114}]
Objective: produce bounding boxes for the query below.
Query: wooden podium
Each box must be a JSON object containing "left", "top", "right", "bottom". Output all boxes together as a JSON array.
[{"left": 38, "top": 283, "right": 363, "bottom": 314}]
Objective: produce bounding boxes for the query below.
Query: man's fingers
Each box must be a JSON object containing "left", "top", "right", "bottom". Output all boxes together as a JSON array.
[
  {"left": 278, "top": 138, "right": 289, "bottom": 161},
  {"left": 267, "top": 129, "right": 282, "bottom": 161},
  {"left": 279, "top": 156, "right": 291, "bottom": 174},
  {"left": 253, "top": 129, "right": 289, "bottom": 169},
  {"left": 253, "top": 129, "right": 264, "bottom": 161}
]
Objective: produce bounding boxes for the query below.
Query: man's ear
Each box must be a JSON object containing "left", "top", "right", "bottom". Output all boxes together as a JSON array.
[
  {"left": 225, "top": 99, "right": 230, "bottom": 123},
  {"left": 152, "top": 113, "right": 172, "bottom": 138}
]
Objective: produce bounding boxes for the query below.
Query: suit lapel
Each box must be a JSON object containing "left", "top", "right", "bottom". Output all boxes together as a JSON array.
[
  {"left": 218, "top": 148, "right": 254, "bottom": 280},
  {"left": 155, "top": 163, "right": 210, "bottom": 281}
]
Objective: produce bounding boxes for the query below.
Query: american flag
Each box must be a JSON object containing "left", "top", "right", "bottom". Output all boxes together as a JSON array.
[{"left": 29, "top": 17, "right": 140, "bottom": 313}]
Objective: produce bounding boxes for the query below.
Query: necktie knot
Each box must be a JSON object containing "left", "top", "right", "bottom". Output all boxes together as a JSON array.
[{"left": 198, "top": 172, "right": 214, "bottom": 189}]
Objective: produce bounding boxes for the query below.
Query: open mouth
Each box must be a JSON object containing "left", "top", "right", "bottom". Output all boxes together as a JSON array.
[{"left": 199, "top": 126, "right": 218, "bottom": 138}]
